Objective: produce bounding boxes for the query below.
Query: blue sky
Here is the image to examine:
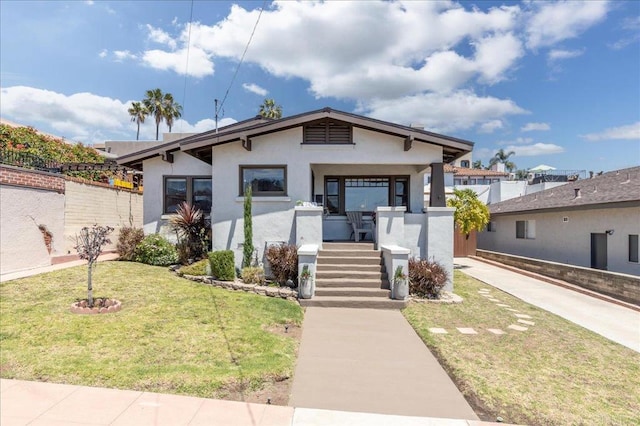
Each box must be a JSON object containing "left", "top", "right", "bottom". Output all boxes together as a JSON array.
[{"left": 1, "top": 0, "right": 638, "bottom": 173}]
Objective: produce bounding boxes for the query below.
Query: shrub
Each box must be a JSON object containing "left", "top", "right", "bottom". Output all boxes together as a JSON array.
[
  {"left": 265, "top": 243, "right": 298, "bottom": 285},
  {"left": 179, "top": 259, "right": 210, "bottom": 276},
  {"left": 116, "top": 226, "right": 144, "bottom": 261},
  {"left": 209, "top": 250, "right": 236, "bottom": 281},
  {"left": 241, "top": 267, "right": 265, "bottom": 285},
  {"left": 134, "top": 234, "right": 178, "bottom": 266},
  {"left": 170, "top": 202, "right": 210, "bottom": 265},
  {"left": 408, "top": 257, "right": 449, "bottom": 299}
]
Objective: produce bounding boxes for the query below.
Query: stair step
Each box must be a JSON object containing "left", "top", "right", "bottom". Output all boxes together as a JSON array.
[
  {"left": 316, "top": 263, "right": 384, "bottom": 272},
  {"left": 300, "top": 296, "right": 407, "bottom": 309},
  {"left": 315, "top": 271, "right": 387, "bottom": 280},
  {"left": 316, "top": 278, "right": 390, "bottom": 288},
  {"left": 317, "top": 256, "right": 383, "bottom": 265},
  {"left": 319, "top": 250, "right": 381, "bottom": 258},
  {"left": 323, "top": 242, "right": 375, "bottom": 250},
  {"left": 315, "top": 287, "right": 390, "bottom": 297}
]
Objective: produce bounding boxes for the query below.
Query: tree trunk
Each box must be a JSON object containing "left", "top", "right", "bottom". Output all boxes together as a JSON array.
[
  {"left": 87, "top": 261, "right": 94, "bottom": 307},
  {"left": 136, "top": 123, "right": 140, "bottom": 141}
]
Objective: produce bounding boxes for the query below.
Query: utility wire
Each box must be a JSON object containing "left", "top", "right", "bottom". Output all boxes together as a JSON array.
[
  {"left": 216, "top": 0, "right": 267, "bottom": 116},
  {"left": 178, "top": 0, "right": 195, "bottom": 134}
]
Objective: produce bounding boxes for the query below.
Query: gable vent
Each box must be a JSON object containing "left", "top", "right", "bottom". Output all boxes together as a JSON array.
[{"left": 304, "top": 119, "right": 352, "bottom": 144}]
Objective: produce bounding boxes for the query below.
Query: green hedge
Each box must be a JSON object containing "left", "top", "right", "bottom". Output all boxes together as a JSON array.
[{"left": 209, "top": 250, "right": 235, "bottom": 281}]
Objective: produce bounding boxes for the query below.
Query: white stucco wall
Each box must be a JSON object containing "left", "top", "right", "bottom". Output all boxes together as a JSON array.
[
  {"left": 0, "top": 185, "right": 65, "bottom": 275},
  {"left": 142, "top": 152, "right": 211, "bottom": 238},
  {"left": 210, "top": 126, "right": 443, "bottom": 265},
  {"left": 477, "top": 205, "right": 640, "bottom": 276}
]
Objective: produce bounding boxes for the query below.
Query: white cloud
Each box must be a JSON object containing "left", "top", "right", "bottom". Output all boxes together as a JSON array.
[
  {"left": 548, "top": 48, "right": 585, "bottom": 61},
  {"left": 360, "top": 90, "right": 527, "bottom": 133},
  {"left": 242, "top": 83, "right": 268, "bottom": 96},
  {"left": 526, "top": 1, "right": 609, "bottom": 49},
  {"left": 504, "top": 143, "right": 565, "bottom": 156},
  {"left": 113, "top": 50, "right": 137, "bottom": 62},
  {"left": 581, "top": 122, "right": 640, "bottom": 141},
  {"left": 141, "top": 47, "right": 213, "bottom": 78},
  {"left": 498, "top": 137, "right": 533, "bottom": 146},
  {"left": 146, "top": 24, "right": 177, "bottom": 50},
  {"left": 98, "top": 49, "right": 107, "bottom": 58},
  {"left": 609, "top": 16, "right": 640, "bottom": 50},
  {"left": 521, "top": 122, "right": 550, "bottom": 132},
  {"left": 478, "top": 120, "right": 503, "bottom": 134},
  {"left": 473, "top": 32, "right": 524, "bottom": 84},
  {"left": 84, "top": 0, "right": 94, "bottom": 5},
  {"left": 0, "top": 86, "right": 234, "bottom": 144}
]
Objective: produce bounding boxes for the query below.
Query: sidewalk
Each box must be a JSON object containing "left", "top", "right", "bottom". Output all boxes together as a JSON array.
[
  {"left": 1, "top": 379, "right": 505, "bottom": 426},
  {"left": 0, "top": 253, "right": 119, "bottom": 282},
  {"left": 289, "top": 307, "right": 478, "bottom": 420},
  {"left": 454, "top": 257, "right": 640, "bottom": 353}
]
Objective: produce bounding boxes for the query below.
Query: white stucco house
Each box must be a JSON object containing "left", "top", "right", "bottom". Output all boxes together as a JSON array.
[
  {"left": 477, "top": 166, "right": 640, "bottom": 276},
  {"left": 118, "top": 108, "right": 473, "bottom": 296}
]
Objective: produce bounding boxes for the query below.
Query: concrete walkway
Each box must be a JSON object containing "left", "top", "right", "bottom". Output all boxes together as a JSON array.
[
  {"left": 289, "top": 307, "right": 478, "bottom": 420},
  {"left": 1, "top": 379, "right": 505, "bottom": 426},
  {"left": 454, "top": 257, "right": 640, "bottom": 353},
  {"left": 0, "top": 253, "right": 119, "bottom": 282}
]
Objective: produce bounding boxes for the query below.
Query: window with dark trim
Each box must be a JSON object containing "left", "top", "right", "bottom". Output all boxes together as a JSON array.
[
  {"left": 460, "top": 160, "right": 470, "bottom": 168},
  {"left": 629, "top": 234, "right": 639, "bottom": 263},
  {"left": 240, "top": 165, "right": 287, "bottom": 196},
  {"left": 324, "top": 176, "right": 409, "bottom": 215},
  {"left": 164, "top": 176, "right": 212, "bottom": 214},
  {"left": 303, "top": 118, "right": 353, "bottom": 144},
  {"left": 487, "top": 221, "right": 496, "bottom": 232}
]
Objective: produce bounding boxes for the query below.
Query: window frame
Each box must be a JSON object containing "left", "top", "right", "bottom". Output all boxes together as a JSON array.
[
  {"left": 163, "top": 175, "right": 212, "bottom": 215},
  {"left": 323, "top": 175, "right": 410, "bottom": 215},
  {"left": 516, "top": 220, "right": 535, "bottom": 239},
  {"left": 629, "top": 234, "right": 639, "bottom": 263},
  {"left": 239, "top": 165, "right": 288, "bottom": 197}
]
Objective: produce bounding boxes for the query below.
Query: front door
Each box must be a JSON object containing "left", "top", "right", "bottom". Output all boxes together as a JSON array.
[{"left": 590, "top": 233, "right": 607, "bottom": 270}]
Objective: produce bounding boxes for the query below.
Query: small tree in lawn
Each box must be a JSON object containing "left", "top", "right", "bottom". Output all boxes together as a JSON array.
[
  {"left": 446, "top": 188, "right": 490, "bottom": 238},
  {"left": 74, "top": 224, "right": 114, "bottom": 307},
  {"left": 243, "top": 184, "right": 254, "bottom": 268}
]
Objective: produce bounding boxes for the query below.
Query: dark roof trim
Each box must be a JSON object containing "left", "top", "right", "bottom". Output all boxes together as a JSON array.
[
  {"left": 490, "top": 200, "right": 640, "bottom": 216},
  {"left": 118, "top": 107, "right": 474, "bottom": 167}
]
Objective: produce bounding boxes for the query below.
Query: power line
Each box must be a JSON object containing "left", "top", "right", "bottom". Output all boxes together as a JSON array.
[
  {"left": 216, "top": 0, "right": 267, "bottom": 120},
  {"left": 178, "top": 0, "right": 195, "bottom": 134}
]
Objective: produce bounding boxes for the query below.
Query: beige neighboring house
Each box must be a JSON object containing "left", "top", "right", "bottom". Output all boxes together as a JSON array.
[{"left": 478, "top": 166, "right": 640, "bottom": 276}]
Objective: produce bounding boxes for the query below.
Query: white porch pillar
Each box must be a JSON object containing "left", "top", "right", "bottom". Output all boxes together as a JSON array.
[
  {"left": 295, "top": 206, "right": 323, "bottom": 248},
  {"left": 375, "top": 206, "right": 406, "bottom": 249},
  {"left": 424, "top": 206, "right": 455, "bottom": 292}
]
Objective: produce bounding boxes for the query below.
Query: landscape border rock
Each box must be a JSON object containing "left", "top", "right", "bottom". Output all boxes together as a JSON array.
[
  {"left": 70, "top": 298, "right": 122, "bottom": 314},
  {"left": 409, "top": 291, "right": 463, "bottom": 304},
  {"left": 178, "top": 272, "right": 298, "bottom": 301}
]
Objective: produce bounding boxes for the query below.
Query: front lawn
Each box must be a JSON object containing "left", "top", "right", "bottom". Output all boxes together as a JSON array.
[
  {"left": 403, "top": 270, "right": 640, "bottom": 425},
  {"left": 0, "top": 261, "right": 303, "bottom": 399}
]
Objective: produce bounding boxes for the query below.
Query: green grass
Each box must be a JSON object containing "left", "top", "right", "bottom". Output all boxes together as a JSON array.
[
  {"left": 0, "top": 261, "right": 303, "bottom": 398},
  {"left": 403, "top": 270, "right": 640, "bottom": 425}
]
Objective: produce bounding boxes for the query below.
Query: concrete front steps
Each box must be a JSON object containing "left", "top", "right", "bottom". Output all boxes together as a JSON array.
[{"left": 300, "top": 242, "right": 407, "bottom": 309}]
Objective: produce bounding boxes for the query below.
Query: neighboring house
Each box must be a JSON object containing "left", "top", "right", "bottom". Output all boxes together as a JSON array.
[
  {"left": 118, "top": 107, "right": 473, "bottom": 289},
  {"left": 425, "top": 164, "right": 509, "bottom": 205},
  {"left": 477, "top": 166, "right": 640, "bottom": 276}
]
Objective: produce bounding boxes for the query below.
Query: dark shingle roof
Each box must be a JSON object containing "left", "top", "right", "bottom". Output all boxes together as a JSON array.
[{"left": 489, "top": 166, "right": 640, "bottom": 214}]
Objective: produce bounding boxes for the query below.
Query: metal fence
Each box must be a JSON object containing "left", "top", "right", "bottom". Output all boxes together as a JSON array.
[{"left": 0, "top": 148, "right": 61, "bottom": 173}]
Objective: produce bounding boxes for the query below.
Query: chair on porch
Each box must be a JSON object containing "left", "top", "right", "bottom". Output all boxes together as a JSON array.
[{"left": 346, "top": 211, "right": 374, "bottom": 242}]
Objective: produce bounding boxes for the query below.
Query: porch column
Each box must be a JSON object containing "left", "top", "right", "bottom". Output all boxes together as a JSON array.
[
  {"left": 295, "top": 206, "right": 323, "bottom": 248},
  {"left": 376, "top": 206, "right": 406, "bottom": 249},
  {"left": 429, "top": 162, "right": 446, "bottom": 207},
  {"left": 424, "top": 207, "right": 455, "bottom": 292}
]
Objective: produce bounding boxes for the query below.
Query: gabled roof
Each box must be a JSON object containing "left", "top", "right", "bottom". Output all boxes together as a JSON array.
[
  {"left": 117, "top": 107, "right": 473, "bottom": 169},
  {"left": 489, "top": 166, "right": 640, "bottom": 215},
  {"left": 443, "top": 164, "right": 508, "bottom": 177}
]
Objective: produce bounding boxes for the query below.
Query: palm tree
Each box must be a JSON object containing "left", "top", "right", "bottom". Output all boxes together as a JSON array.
[
  {"left": 258, "top": 98, "right": 282, "bottom": 119},
  {"left": 489, "top": 149, "right": 516, "bottom": 172},
  {"left": 472, "top": 160, "right": 484, "bottom": 169},
  {"left": 162, "top": 94, "right": 183, "bottom": 133},
  {"left": 515, "top": 169, "right": 529, "bottom": 180},
  {"left": 128, "top": 101, "right": 148, "bottom": 141},
  {"left": 143, "top": 88, "right": 166, "bottom": 141}
]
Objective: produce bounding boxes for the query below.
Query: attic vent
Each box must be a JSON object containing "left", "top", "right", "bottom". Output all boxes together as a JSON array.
[
  {"left": 574, "top": 188, "right": 581, "bottom": 198},
  {"left": 563, "top": 217, "right": 569, "bottom": 223},
  {"left": 303, "top": 119, "right": 352, "bottom": 144}
]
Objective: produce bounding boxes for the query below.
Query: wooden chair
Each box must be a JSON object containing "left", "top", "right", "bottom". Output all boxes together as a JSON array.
[{"left": 346, "top": 211, "right": 374, "bottom": 242}]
